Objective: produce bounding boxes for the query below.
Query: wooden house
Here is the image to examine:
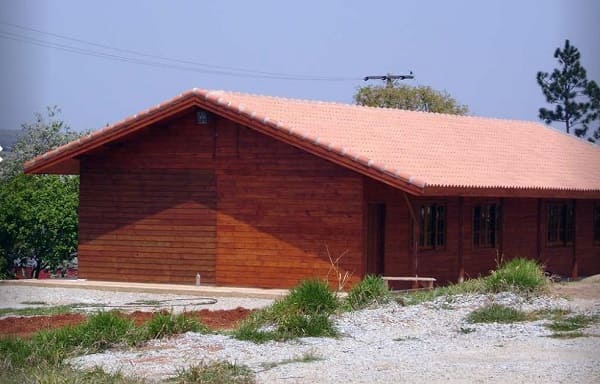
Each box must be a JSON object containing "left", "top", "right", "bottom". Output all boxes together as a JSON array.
[{"left": 24, "top": 89, "right": 600, "bottom": 288}]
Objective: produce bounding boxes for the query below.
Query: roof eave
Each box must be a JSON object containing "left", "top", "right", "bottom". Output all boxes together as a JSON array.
[{"left": 423, "top": 185, "right": 600, "bottom": 199}]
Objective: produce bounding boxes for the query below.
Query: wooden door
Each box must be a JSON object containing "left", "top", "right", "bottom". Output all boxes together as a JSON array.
[{"left": 366, "top": 203, "right": 386, "bottom": 275}]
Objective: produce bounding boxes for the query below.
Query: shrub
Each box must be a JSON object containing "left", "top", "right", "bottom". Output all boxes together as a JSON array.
[
  {"left": 145, "top": 312, "right": 207, "bottom": 339},
  {"left": 484, "top": 258, "right": 547, "bottom": 293},
  {"left": 467, "top": 304, "right": 528, "bottom": 324},
  {"left": 344, "top": 275, "right": 391, "bottom": 310}
]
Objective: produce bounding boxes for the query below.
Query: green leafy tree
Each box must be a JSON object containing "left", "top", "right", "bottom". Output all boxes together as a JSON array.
[
  {"left": 0, "top": 174, "right": 79, "bottom": 278},
  {"left": 0, "top": 107, "right": 81, "bottom": 278},
  {"left": 354, "top": 80, "right": 468, "bottom": 115},
  {"left": 536, "top": 39, "right": 598, "bottom": 138}
]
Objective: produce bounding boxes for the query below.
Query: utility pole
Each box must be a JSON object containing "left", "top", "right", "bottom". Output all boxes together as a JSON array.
[{"left": 363, "top": 72, "right": 414, "bottom": 87}]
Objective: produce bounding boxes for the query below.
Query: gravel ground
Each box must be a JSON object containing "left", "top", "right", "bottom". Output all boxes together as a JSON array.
[
  {"left": 2, "top": 284, "right": 598, "bottom": 383},
  {"left": 66, "top": 292, "right": 600, "bottom": 384},
  {"left": 0, "top": 285, "right": 273, "bottom": 315}
]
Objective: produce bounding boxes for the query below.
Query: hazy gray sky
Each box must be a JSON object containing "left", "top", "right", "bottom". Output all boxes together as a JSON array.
[{"left": 1, "top": 0, "right": 598, "bottom": 134}]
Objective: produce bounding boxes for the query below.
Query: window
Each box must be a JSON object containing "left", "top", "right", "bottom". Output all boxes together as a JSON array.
[
  {"left": 594, "top": 204, "right": 600, "bottom": 245},
  {"left": 546, "top": 202, "right": 574, "bottom": 247},
  {"left": 411, "top": 203, "right": 446, "bottom": 249},
  {"left": 473, "top": 204, "right": 500, "bottom": 248}
]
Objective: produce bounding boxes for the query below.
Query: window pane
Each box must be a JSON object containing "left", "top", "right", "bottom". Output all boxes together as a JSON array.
[
  {"left": 547, "top": 205, "right": 559, "bottom": 243},
  {"left": 473, "top": 204, "right": 499, "bottom": 248},
  {"left": 436, "top": 205, "right": 445, "bottom": 247},
  {"left": 473, "top": 206, "right": 481, "bottom": 246},
  {"left": 547, "top": 202, "right": 574, "bottom": 246},
  {"left": 565, "top": 204, "right": 574, "bottom": 244},
  {"left": 417, "top": 203, "right": 445, "bottom": 249},
  {"left": 419, "top": 206, "right": 426, "bottom": 247}
]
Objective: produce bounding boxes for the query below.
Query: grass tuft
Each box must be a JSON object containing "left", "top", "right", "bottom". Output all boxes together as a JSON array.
[
  {"left": 0, "top": 310, "right": 215, "bottom": 383},
  {"left": 145, "top": 312, "right": 208, "bottom": 339},
  {"left": 172, "top": 361, "right": 255, "bottom": 384},
  {"left": 546, "top": 314, "right": 598, "bottom": 332},
  {"left": 547, "top": 331, "right": 587, "bottom": 339},
  {"left": 233, "top": 279, "right": 339, "bottom": 343},
  {"left": 0, "top": 305, "right": 74, "bottom": 317},
  {"left": 0, "top": 364, "right": 146, "bottom": 384},
  {"left": 0, "top": 311, "right": 140, "bottom": 369},
  {"left": 0, "top": 309, "right": 209, "bottom": 372},
  {"left": 400, "top": 278, "right": 486, "bottom": 305},
  {"left": 393, "top": 335, "right": 419, "bottom": 342},
  {"left": 484, "top": 258, "right": 547, "bottom": 293},
  {"left": 260, "top": 350, "right": 321, "bottom": 370},
  {"left": 344, "top": 275, "right": 391, "bottom": 310},
  {"left": 284, "top": 279, "right": 339, "bottom": 315},
  {"left": 467, "top": 304, "right": 528, "bottom": 324}
]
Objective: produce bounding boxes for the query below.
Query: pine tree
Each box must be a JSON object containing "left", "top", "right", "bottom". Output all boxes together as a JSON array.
[
  {"left": 537, "top": 40, "right": 592, "bottom": 136},
  {"left": 583, "top": 80, "right": 600, "bottom": 142}
]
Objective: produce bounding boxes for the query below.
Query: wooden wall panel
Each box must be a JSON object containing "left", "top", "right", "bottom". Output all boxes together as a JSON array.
[
  {"left": 501, "top": 198, "right": 539, "bottom": 263},
  {"left": 79, "top": 117, "right": 219, "bottom": 284},
  {"left": 214, "top": 119, "right": 363, "bottom": 289},
  {"left": 78, "top": 169, "right": 216, "bottom": 284},
  {"left": 78, "top": 112, "right": 364, "bottom": 288},
  {"left": 575, "top": 200, "right": 600, "bottom": 276}
]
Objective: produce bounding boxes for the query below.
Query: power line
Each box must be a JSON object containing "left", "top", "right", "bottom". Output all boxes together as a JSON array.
[
  {"left": 0, "top": 21, "right": 361, "bottom": 82},
  {"left": 0, "top": 30, "right": 299, "bottom": 80}
]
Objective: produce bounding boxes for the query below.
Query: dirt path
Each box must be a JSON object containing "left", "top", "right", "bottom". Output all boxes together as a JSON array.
[
  {"left": 549, "top": 275, "right": 600, "bottom": 301},
  {"left": 548, "top": 275, "right": 600, "bottom": 315}
]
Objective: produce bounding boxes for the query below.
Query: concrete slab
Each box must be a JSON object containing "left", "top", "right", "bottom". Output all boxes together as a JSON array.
[{"left": 0, "top": 279, "right": 288, "bottom": 299}]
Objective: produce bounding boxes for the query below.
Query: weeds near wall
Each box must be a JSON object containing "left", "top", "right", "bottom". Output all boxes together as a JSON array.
[{"left": 325, "top": 245, "right": 353, "bottom": 292}]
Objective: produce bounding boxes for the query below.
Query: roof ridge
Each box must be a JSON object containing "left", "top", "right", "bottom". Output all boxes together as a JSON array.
[{"left": 201, "top": 88, "right": 551, "bottom": 126}]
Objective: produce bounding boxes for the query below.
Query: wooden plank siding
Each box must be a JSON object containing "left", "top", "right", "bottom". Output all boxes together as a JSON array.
[
  {"left": 78, "top": 111, "right": 364, "bottom": 288},
  {"left": 214, "top": 116, "right": 363, "bottom": 288}
]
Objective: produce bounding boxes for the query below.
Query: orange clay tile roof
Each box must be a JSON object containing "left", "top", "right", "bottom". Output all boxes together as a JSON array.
[{"left": 24, "top": 88, "right": 600, "bottom": 197}]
